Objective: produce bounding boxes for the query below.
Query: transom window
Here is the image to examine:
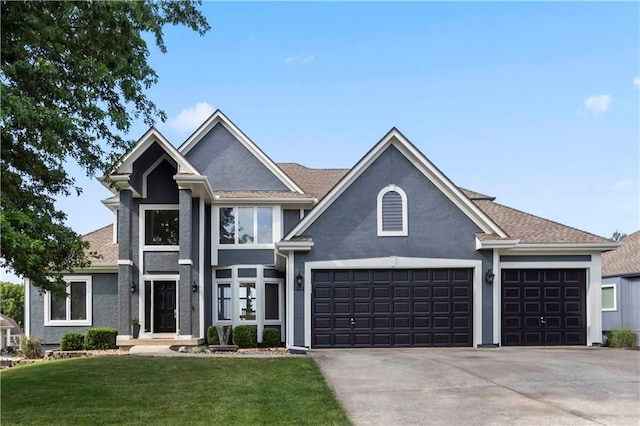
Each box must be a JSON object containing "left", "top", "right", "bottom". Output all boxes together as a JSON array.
[
  {"left": 45, "top": 276, "right": 92, "bottom": 326},
  {"left": 377, "top": 185, "right": 408, "bottom": 236},
  {"left": 219, "top": 207, "right": 273, "bottom": 245},
  {"left": 145, "top": 208, "right": 179, "bottom": 246}
]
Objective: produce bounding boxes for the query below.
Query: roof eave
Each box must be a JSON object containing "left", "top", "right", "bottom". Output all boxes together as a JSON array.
[{"left": 275, "top": 241, "right": 314, "bottom": 251}]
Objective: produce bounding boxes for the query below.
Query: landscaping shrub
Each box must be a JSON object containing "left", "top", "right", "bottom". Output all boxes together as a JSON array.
[
  {"left": 232, "top": 325, "right": 257, "bottom": 348},
  {"left": 60, "top": 332, "right": 85, "bottom": 351},
  {"left": 207, "top": 325, "right": 232, "bottom": 345},
  {"left": 261, "top": 327, "right": 281, "bottom": 348},
  {"left": 188, "top": 345, "right": 208, "bottom": 353},
  {"left": 85, "top": 327, "right": 118, "bottom": 350},
  {"left": 605, "top": 328, "right": 638, "bottom": 348},
  {"left": 19, "top": 336, "right": 43, "bottom": 359}
]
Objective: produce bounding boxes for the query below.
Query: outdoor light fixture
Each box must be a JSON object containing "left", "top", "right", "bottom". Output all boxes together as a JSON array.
[
  {"left": 296, "top": 271, "right": 304, "bottom": 288},
  {"left": 131, "top": 281, "right": 137, "bottom": 294},
  {"left": 485, "top": 269, "right": 495, "bottom": 285},
  {"left": 192, "top": 281, "right": 198, "bottom": 293}
]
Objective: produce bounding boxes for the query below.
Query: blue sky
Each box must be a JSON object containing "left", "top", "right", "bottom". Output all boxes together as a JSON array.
[{"left": 3, "top": 2, "right": 639, "bottom": 282}]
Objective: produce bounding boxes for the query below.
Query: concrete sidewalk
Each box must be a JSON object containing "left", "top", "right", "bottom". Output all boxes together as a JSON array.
[{"left": 311, "top": 347, "right": 640, "bottom": 426}]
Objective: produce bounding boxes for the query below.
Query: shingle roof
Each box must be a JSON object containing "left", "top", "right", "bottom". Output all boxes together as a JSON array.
[
  {"left": 602, "top": 230, "right": 640, "bottom": 277},
  {"left": 83, "top": 225, "right": 118, "bottom": 266},
  {"left": 277, "top": 163, "right": 349, "bottom": 200},
  {"left": 213, "top": 190, "right": 312, "bottom": 199}
]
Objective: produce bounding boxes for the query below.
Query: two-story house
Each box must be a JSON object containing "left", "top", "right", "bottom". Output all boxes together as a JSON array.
[{"left": 25, "top": 110, "right": 618, "bottom": 349}]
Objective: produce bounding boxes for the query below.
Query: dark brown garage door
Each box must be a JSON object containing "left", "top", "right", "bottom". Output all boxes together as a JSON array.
[
  {"left": 312, "top": 268, "right": 473, "bottom": 348},
  {"left": 502, "top": 269, "right": 586, "bottom": 346}
]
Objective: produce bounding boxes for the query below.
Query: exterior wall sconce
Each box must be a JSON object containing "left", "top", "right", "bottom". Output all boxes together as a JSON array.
[
  {"left": 192, "top": 281, "right": 198, "bottom": 293},
  {"left": 485, "top": 269, "right": 495, "bottom": 285},
  {"left": 131, "top": 281, "right": 137, "bottom": 294},
  {"left": 296, "top": 272, "right": 304, "bottom": 288}
]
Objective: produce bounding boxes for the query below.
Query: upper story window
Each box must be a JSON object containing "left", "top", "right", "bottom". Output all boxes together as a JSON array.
[
  {"left": 45, "top": 276, "right": 92, "bottom": 326},
  {"left": 219, "top": 207, "right": 273, "bottom": 245},
  {"left": 377, "top": 185, "right": 408, "bottom": 236},
  {"left": 144, "top": 208, "right": 179, "bottom": 247}
]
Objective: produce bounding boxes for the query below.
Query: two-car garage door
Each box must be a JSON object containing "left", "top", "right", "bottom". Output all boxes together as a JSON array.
[{"left": 312, "top": 268, "right": 474, "bottom": 348}]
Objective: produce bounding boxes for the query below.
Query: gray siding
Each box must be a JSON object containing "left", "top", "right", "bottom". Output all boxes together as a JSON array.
[
  {"left": 184, "top": 123, "right": 289, "bottom": 191},
  {"left": 130, "top": 142, "right": 168, "bottom": 193},
  {"left": 218, "top": 249, "right": 275, "bottom": 266},
  {"left": 602, "top": 275, "right": 640, "bottom": 341},
  {"left": 29, "top": 274, "right": 118, "bottom": 345},
  {"left": 143, "top": 252, "right": 179, "bottom": 273},
  {"left": 283, "top": 209, "right": 301, "bottom": 236},
  {"left": 293, "top": 145, "right": 493, "bottom": 346}
]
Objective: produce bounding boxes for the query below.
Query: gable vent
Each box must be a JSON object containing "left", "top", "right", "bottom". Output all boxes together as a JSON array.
[{"left": 382, "top": 191, "right": 403, "bottom": 231}]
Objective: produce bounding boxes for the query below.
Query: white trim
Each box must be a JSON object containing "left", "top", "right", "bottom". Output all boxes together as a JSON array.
[
  {"left": 508, "top": 243, "right": 621, "bottom": 251},
  {"left": 178, "top": 110, "right": 304, "bottom": 194},
  {"left": 275, "top": 241, "right": 314, "bottom": 251},
  {"left": 302, "top": 257, "right": 483, "bottom": 349},
  {"left": 117, "top": 259, "right": 134, "bottom": 266},
  {"left": 140, "top": 204, "right": 180, "bottom": 251},
  {"left": 44, "top": 276, "right": 93, "bottom": 326},
  {"left": 178, "top": 259, "right": 193, "bottom": 266},
  {"left": 475, "top": 238, "right": 520, "bottom": 250},
  {"left": 377, "top": 184, "right": 408, "bottom": 237},
  {"left": 492, "top": 249, "right": 501, "bottom": 346},
  {"left": 286, "top": 129, "right": 507, "bottom": 240},
  {"left": 138, "top": 276, "right": 180, "bottom": 337},
  {"left": 199, "top": 198, "right": 205, "bottom": 339},
  {"left": 287, "top": 253, "right": 295, "bottom": 347},
  {"left": 174, "top": 174, "right": 215, "bottom": 203},
  {"left": 212, "top": 196, "right": 317, "bottom": 204},
  {"left": 601, "top": 283, "right": 617, "bottom": 311},
  {"left": 213, "top": 206, "right": 279, "bottom": 251},
  {"left": 142, "top": 154, "right": 176, "bottom": 198},
  {"left": 24, "top": 278, "right": 30, "bottom": 338},
  {"left": 112, "top": 210, "right": 118, "bottom": 243}
]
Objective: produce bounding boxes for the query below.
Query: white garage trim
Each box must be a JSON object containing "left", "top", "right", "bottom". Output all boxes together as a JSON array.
[
  {"left": 303, "top": 257, "right": 483, "bottom": 348},
  {"left": 495, "top": 254, "right": 602, "bottom": 346}
]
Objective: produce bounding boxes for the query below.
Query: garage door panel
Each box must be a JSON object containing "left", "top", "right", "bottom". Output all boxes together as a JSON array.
[
  {"left": 312, "top": 268, "right": 473, "bottom": 348},
  {"left": 502, "top": 269, "right": 586, "bottom": 346}
]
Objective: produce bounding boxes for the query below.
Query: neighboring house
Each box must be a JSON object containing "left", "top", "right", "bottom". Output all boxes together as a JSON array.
[
  {"left": 24, "top": 110, "right": 619, "bottom": 348},
  {"left": 601, "top": 230, "right": 640, "bottom": 340},
  {"left": 0, "top": 314, "right": 23, "bottom": 351}
]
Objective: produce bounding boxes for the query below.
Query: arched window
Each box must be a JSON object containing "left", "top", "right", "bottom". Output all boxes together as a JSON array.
[{"left": 377, "top": 185, "right": 408, "bottom": 236}]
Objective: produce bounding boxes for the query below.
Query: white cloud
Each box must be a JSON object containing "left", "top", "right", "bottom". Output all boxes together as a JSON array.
[
  {"left": 285, "top": 55, "right": 315, "bottom": 64},
  {"left": 583, "top": 94, "right": 611, "bottom": 114},
  {"left": 170, "top": 102, "right": 215, "bottom": 133},
  {"left": 634, "top": 76, "right": 640, "bottom": 88}
]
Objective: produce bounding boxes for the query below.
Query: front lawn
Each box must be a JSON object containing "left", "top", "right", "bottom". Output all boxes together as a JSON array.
[{"left": 1, "top": 356, "right": 350, "bottom": 425}]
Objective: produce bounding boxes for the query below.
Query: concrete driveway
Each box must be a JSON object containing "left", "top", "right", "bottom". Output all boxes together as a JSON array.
[{"left": 311, "top": 347, "right": 640, "bottom": 425}]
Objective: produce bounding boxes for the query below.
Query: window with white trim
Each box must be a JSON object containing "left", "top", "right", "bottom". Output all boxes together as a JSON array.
[
  {"left": 377, "top": 185, "right": 408, "bottom": 236},
  {"left": 219, "top": 207, "right": 274, "bottom": 245},
  {"left": 45, "top": 276, "right": 92, "bottom": 326},
  {"left": 601, "top": 284, "right": 616, "bottom": 311}
]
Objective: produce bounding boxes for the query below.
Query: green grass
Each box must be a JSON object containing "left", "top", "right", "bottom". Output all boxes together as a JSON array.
[{"left": 1, "top": 356, "right": 350, "bottom": 425}]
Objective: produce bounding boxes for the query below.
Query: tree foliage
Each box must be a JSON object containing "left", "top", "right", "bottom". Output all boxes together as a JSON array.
[
  {"left": 0, "top": 281, "right": 24, "bottom": 328},
  {"left": 1, "top": 1, "right": 209, "bottom": 294},
  {"left": 612, "top": 230, "right": 628, "bottom": 242}
]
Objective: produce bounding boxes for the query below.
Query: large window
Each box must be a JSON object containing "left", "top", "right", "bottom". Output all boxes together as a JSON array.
[
  {"left": 145, "top": 209, "right": 179, "bottom": 246},
  {"left": 239, "top": 282, "right": 257, "bottom": 320},
  {"left": 218, "top": 284, "right": 231, "bottom": 321},
  {"left": 45, "top": 276, "right": 92, "bottom": 326},
  {"left": 602, "top": 284, "right": 616, "bottom": 311},
  {"left": 219, "top": 207, "right": 273, "bottom": 245}
]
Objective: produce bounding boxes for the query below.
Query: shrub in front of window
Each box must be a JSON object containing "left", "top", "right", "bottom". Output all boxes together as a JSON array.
[
  {"left": 60, "top": 332, "right": 85, "bottom": 351},
  {"left": 260, "top": 327, "right": 281, "bottom": 348},
  {"left": 207, "top": 325, "right": 233, "bottom": 345},
  {"left": 232, "top": 325, "right": 257, "bottom": 348},
  {"left": 604, "top": 328, "right": 638, "bottom": 348},
  {"left": 19, "top": 336, "right": 43, "bottom": 359},
  {"left": 85, "top": 327, "right": 118, "bottom": 350}
]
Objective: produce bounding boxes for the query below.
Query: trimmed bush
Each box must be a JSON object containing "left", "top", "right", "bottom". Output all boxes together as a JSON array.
[
  {"left": 60, "top": 332, "right": 85, "bottom": 351},
  {"left": 232, "top": 325, "right": 257, "bottom": 348},
  {"left": 207, "top": 325, "right": 233, "bottom": 345},
  {"left": 85, "top": 327, "right": 118, "bottom": 350},
  {"left": 19, "top": 336, "right": 43, "bottom": 359},
  {"left": 261, "top": 328, "right": 281, "bottom": 348},
  {"left": 605, "top": 328, "right": 638, "bottom": 348}
]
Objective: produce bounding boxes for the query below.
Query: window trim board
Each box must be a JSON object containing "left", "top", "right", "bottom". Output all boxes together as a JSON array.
[
  {"left": 377, "top": 184, "right": 408, "bottom": 237},
  {"left": 44, "top": 275, "right": 93, "bottom": 326},
  {"left": 601, "top": 283, "right": 617, "bottom": 312}
]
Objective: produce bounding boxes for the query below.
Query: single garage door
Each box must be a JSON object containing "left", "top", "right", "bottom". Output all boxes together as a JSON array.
[
  {"left": 502, "top": 269, "right": 586, "bottom": 346},
  {"left": 312, "top": 268, "right": 473, "bottom": 348}
]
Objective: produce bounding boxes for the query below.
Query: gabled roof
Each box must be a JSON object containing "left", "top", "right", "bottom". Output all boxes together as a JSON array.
[
  {"left": 83, "top": 225, "right": 118, "bottom": 266},
  {"left": 285, "top": 128, "right": 508, "bottom": 240},
  {"left": 178, "top": 110, "right": 304, "bottom": 194},
  {"left": 602, "top": 230, "right": 640, "bottom": 277},
  {"left": 277, "top": 163, "right": 349, "bottom": 200}
]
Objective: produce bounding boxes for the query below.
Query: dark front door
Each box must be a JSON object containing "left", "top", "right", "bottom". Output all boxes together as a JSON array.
[
  {"left": 502, "top": 269, "right": 586, "bottom": 346},
  {"left": 153, "top": 281, "right": 176, "bottom": 333},
  {"left": 312, "top": 268, "right": 473, "bottom": 348}
]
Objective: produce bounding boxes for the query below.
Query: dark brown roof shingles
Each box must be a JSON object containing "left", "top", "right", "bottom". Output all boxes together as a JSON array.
[{"left": 602, "top": 230, "right": 640, "bottom": 276}]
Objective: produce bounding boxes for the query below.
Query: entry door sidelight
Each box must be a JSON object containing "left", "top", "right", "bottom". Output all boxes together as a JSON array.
[{"left": 153, "top": 281, "right": 177, "bottom": 333}]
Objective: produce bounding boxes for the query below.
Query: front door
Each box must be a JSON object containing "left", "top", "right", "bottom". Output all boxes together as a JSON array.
[{"left": 153, "top": 281, "right": 176, "bottom": 333}]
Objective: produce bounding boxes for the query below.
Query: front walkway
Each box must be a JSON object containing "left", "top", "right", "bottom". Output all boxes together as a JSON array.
[{"left": 311, "top": 347, "right": 640, "bottom": 426}]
